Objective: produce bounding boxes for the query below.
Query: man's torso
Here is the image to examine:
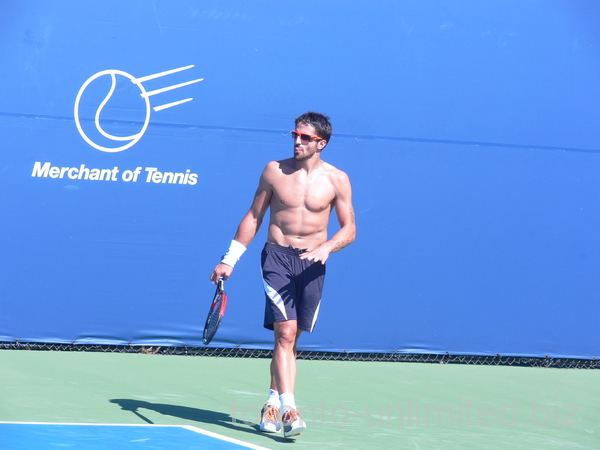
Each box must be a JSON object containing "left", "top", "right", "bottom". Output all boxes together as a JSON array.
[{"left": 265, "top": 158, "right": 339, "bottom": 250}]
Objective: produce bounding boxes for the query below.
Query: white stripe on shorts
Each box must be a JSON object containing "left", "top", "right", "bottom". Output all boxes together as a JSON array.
[
  {"left": 309, "top": 301, "right": 321, "bottom": 332},
  {"left": 262, "top": 279, "right": 288, "bottom": 321}
]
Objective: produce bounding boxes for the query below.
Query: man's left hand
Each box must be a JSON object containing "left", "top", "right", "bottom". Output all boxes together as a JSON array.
[{"left": 299, "top": 245, "right": 330, "bottom": 264}]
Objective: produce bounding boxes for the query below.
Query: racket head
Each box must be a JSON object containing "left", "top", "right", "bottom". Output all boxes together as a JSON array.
[{"left": 202, "top": 278, "right": 228, "bottom": 345}]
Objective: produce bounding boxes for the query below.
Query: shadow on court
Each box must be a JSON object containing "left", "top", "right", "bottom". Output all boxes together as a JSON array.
[{"left": 109, "top": 399, "right": 293, "bottom": 443}]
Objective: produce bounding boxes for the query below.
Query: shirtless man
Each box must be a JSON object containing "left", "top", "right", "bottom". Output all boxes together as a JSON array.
[{"left": 210, "top": 112, "right": 356, "bottom": 438}]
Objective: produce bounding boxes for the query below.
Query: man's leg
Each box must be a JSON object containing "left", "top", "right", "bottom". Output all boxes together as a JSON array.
[
  {"left": 270, "top": 320, "right": 306, "bottom": 437},
  {"left": 271, "top": 320, "right": 302, "bottom": 395},
  {"left": 261, "top": 320, "right": 303, "bottom": 434}
]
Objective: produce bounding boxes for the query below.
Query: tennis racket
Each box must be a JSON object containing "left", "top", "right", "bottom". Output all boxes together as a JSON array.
[{"left": 202, "top": 277, "right": 228, "bottom": 345}]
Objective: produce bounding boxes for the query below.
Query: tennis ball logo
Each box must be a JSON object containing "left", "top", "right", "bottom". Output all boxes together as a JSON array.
[{"left": 74, "top": 65, "right": 203, "bottom": 152}]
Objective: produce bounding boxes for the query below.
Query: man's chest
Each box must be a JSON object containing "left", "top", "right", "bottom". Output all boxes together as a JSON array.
[{"left": 271, "top": 174, "right": 335, "bottom": 212}]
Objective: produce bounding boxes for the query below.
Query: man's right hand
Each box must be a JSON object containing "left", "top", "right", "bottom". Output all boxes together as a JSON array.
[{"left": 210, "top": 263, "right": 234, "bottom": 284}]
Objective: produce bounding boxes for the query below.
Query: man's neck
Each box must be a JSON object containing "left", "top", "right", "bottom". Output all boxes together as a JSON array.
[{"left": 294, "top": 154, "right": 322, "bottom": 174}]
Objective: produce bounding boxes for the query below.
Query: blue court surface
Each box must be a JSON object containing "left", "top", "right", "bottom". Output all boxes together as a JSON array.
[{"left": 0, "top": 422, "right": 269, "bottom": 450}]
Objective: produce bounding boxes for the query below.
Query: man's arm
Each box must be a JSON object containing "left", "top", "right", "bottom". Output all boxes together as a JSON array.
[
  {"left": 300, "top": 170, "right": 356, "bottom": 264},
  {"left": 210, "top": 166, "right": 273, "bottom": 282}
]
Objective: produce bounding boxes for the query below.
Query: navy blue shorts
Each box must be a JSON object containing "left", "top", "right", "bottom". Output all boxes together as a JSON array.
[{"left": 261, "top": 243, "right": 326, "bottom": 333}]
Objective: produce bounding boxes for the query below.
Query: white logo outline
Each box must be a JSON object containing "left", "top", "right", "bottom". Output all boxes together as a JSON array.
[{"left": 74, "top": 65, "right": 203, "bottom": 153}]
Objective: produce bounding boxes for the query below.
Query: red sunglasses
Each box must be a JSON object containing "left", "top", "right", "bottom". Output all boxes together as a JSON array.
[{"left": 291, "top": 130, "right": 324, "bottom": 142}]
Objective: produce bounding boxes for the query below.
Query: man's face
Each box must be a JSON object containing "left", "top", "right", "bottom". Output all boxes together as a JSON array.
[{"left": 293, "top": 123, "right": 326, "bottom": 161}]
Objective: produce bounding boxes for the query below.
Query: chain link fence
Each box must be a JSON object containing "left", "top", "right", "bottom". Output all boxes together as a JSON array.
[{"left": 1, "top": 341, "right": 597, "bottom": 369}]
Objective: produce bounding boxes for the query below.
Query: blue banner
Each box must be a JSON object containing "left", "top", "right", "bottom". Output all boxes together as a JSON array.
[{"left": 1, "top": 1, "right": 599, "bottom": 358}]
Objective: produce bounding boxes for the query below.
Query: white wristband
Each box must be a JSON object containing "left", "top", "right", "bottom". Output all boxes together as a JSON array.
[{"left": 221, "top": 240, "right": 247, "bottom": 268}]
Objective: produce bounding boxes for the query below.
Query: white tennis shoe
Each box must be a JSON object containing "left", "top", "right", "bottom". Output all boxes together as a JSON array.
[
  {"left": 259, "top": 405, "right": 281, "bottom": 433},
  {"left": 282, "top": 409, "right": 306, "bottom": 437}
]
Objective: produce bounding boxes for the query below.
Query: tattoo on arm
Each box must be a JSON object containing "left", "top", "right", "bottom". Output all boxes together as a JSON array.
[
  {"left": 330, "top": 206, "right": 356, "bottom": 252},
  {"left": 331, "top": 239, "right": 352, "bottom": 252}
]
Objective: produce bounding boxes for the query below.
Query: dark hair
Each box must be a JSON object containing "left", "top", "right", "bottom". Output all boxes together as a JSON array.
[{"left": 295, "top": 112, "right": 332, "bottom": 144}]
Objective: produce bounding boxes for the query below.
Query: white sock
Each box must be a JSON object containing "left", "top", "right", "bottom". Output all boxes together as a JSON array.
[
  {"left": 279, "top": 392, "right": 296, "bottom": 411},
  {"left": 266, "top": 389, "right": 281, "bottom": 408}
]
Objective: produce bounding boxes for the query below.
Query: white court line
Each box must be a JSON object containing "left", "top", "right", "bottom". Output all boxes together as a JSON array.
[{"left": 0, "top": 421, "right": 270, "bottom": 450}]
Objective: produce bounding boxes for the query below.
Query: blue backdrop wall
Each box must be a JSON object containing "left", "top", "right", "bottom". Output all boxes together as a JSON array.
[{"left": 1, "top": 1, "right": 599, "bottom": 358}]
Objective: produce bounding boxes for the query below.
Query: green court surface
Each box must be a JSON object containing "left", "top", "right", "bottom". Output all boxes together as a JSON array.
[{"left": 0, "top": 350, "right": 598, "bottom": 449}]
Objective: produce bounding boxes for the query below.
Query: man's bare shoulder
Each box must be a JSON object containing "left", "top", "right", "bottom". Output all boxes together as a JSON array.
[
  {"left": 262, "top": 160, "right": 287, "bottom": 176},
  {"left": 321, "top": 160, "right": 351, "bottom": 184},
  {"left": 262, "top": 159, "right": 298, "bottom": 177},
  {"left": 259, "top": 160, "right": 293, "bottom": 187}
]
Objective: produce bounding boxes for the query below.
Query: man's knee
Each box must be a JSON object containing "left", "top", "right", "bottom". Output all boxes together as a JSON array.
[{"left": 274, "top": 321, "right": 298, "bottom": 346}]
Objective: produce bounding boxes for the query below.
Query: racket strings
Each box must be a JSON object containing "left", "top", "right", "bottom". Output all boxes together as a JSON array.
[{"left": 203, "top": 294, "right": 224, "bottom": 344}]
